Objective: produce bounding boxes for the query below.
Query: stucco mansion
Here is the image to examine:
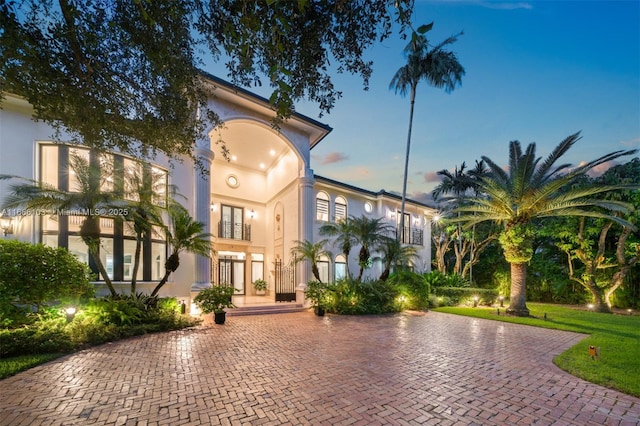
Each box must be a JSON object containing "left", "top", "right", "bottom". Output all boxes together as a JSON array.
[{"left": 0, "top": 74, "right": 435, "bottom": 311}]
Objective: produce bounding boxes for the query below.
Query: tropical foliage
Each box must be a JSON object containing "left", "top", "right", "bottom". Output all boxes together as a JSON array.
[
  {"left": 450, "top": 133, "right": 636, "bottom": 315},
  {"left": 291, "top": 239, "right": 331, "bottom": 283},
  {"left": 151, "top": 201, "right": 212, "bottom": 297},
  {"left": 1, "top": 0, "right": 414, "bottom": 161}
]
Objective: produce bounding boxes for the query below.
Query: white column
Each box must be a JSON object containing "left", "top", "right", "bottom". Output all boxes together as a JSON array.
[
  {"left": 191, "top": 140, "right": 214, "bottom": 291},
  {"left": 297, "top": 169, "right": 315, "bottom": 286}
]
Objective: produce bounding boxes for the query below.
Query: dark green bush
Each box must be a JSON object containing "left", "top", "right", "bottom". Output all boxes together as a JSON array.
[
  {"left": 0, "top": 240, "right": 94, "bottom": 324},
  {"left": 387, "top": 270, "right": 430, "bottom": 310},
  {"left": 324, "top": 278, "right": 397, "bottom": 314},
  {"left": 423, "top": 271, "right": 470, "bottom": 289},
  {"left": 0, "top": 296, "right": 200, "bottom": 357},
  {"left": 434, "top": 287, "right": 498, "bottom": 306}
]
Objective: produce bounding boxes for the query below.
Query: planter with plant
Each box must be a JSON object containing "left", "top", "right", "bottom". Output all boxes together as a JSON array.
[
  {"left": 252, "top": 279, "right": 267, "bottom": 296},
  {"left": 305, "top": 280, "right": 328, "bottom": 316},
  {"left": 193, "top": 284, "right": 238, "bottom": 324}
]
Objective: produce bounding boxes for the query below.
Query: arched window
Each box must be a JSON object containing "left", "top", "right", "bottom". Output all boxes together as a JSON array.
[
  {"left": 335, "top": 254, "right": 347, "bottom": 281},
  {"left": 317, "top": 255, "right": 330, "bottom": 283},
  {"left": 334, "top": 196, "right": 347, "bottom": 222},
  {"left": 316, "top": 191, "right": 330, "bottom": 221}
]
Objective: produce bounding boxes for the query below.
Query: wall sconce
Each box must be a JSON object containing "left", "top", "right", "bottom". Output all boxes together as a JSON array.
[
  {"left": 0, "top": 215, "right": 14, "bottom": 236},
  {"left": 210, "top": 203, "right": 217, "bottom": 212},
  {"left": 249, "top": 209, "right": 255, "bottom": 220}
]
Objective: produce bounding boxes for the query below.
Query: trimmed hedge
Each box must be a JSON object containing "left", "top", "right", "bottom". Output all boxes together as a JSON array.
[{"left": 433, "top": 287, "right": 499, "bottom": 306}]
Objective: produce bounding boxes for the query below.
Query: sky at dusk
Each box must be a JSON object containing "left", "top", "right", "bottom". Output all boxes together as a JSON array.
[{"left": 205, "top": 0, "right": 640, "bottom": 204}]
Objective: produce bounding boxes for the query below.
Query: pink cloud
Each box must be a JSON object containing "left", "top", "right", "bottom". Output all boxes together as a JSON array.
[
  {"left": 319, "top": 152, "right": 349, "bottom": 165},
  {"left": 422, "top": 171, "right": 440, "bottom": 183}
]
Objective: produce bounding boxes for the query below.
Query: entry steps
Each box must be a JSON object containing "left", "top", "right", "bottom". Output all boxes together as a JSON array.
[{"left": 227, "top": 303, "right": 305, "bottom": 317}]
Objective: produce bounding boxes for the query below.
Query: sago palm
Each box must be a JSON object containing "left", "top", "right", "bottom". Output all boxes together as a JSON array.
[
  {"left": 290, "top": 239, "right": 332, "bottom": 283},
  {"left": 390, "top": 23, "right": 464, "bottom": 242},
  {"left": 454, "top": 132, "right": 636, "bottom": 316},
  {"left": 319, "top": 217, "right": 356, "bottom": 279},
  {"left": 151, "top": 201, "right": 212, "bottom": 297},
  {"left": 375, "top": 237, "right": 418, "bottom": 281},
  {"left": 349, "top": 215, "right": 394, "bottom": 280}
]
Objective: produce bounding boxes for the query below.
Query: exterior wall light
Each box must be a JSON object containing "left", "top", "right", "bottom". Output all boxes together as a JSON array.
[
  {"left": 249, "top": 209, "right": 255, "bottom": 219},
  {"left": 0, "top": 215, "right": 14, "bottom": 236},
  {"left": 473, "top": 295, "right": 479, "bottom": 308}
]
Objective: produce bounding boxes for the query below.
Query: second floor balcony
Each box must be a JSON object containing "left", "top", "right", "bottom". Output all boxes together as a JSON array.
[{"left": 218, "top": 221, "right": 251, "bottom": 241}]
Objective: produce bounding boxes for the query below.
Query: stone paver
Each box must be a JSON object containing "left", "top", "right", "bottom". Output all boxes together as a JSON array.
[{"left": 0, "top": 311, "right": 638, "bottom": 425}]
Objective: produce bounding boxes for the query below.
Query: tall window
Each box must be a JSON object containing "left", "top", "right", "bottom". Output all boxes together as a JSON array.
[
  {"left": 317, "top": 255, "right": 330, "bottom": 283},
  {"left": 397, "top": 211, "right": 410, "bottom": 243},
  {"left": 251, "top": 253, "right": 264, "bottom": 282},
  {"left": 38, "top": 143, "right": 168, "bottom": 282},
  {"left": 335, "top": 254, "right": 347, "bottom": 281},
  {"left": 316, "top": 192, "right": 329, "bottom": 221},
  {"left": 221, "top": 205, "right": 244, "bottom": 240},
  {"left": 334, "top": 196, "right": 347, "bottom": 222}
]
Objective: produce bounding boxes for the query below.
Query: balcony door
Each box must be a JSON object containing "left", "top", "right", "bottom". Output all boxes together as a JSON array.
[{"left": 221, "top": 205, "right": 244, "bottom": 240}]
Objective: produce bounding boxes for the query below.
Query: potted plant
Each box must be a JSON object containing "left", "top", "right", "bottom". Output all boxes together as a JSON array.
[
  {"left": 253, "top": 278, "right": 267, "bottom": 296},
  {"left": 305, "top": 280, "right": 328, "bottom": 316},
  {"left": 193, "top": 284, "right": 238, "bottom": 324}
]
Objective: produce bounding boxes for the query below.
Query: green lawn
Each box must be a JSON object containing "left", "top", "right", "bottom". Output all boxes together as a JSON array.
[
  {"left": 0, "top": 353, "right": 64, "bottom": 380},
  {"left": 434, "top": 303, "right": 640, "bottom": 397}
]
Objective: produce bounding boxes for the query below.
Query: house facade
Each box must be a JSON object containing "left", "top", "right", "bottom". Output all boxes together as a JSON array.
[{"left": 0, "top": 74, "right": 436, "bottom": 311}]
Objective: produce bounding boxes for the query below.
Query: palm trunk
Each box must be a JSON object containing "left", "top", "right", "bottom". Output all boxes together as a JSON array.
[
  {"left": 87, "top": 243, "right": 117, "bottom": 296},
  {"left": 399, "top": 86, "right": 416, "bottom": 243},
  {"left": 506, "top": 262, "right": 529, "bottom": 316},
  {"left": 130, "top": 237, "right": 142, "bottom": 295},
  {"left": 151, "top": 252, "right": 179, "bottom": 297}
]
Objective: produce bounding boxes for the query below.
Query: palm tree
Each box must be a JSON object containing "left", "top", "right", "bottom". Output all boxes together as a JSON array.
[
  {"left": 319, "top": 217, "right": 356, "bottom": 279},
  {"left": 151, "top": 201, "right": 212, "bottom": 297},
  {"left": 454, "top": 132, "right": 636, "bottom": 316},
  {"left": 350, "top": 215, "right": 394, "bottom": 280},
  {"left": 290, "top": 239, "right": 332, "bottom": 283},
  {"left": 390, "top": 23, "right": 464, "bottom": 243},
  {"left": 2, "top": 151, "right": 121, "bottom": 296},
  {"left": 375, "top": 237, "right": 418, "bottom": 281},
  {"left": 124, "top": 163, "right": 166, "bottom": 295}
]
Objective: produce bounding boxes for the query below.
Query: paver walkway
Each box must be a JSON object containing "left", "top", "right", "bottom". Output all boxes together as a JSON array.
[{"left": 1, "top": 311, "right": 638, "bottom": 425}]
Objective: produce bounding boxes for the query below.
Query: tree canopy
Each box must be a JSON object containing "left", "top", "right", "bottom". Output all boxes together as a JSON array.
[{"left": 1, "top": 0, "right": 413, "bottom": 161}]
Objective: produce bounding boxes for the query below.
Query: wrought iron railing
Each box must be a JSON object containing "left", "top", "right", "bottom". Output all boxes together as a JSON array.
[{"left": 218, "top": 221, "right": 251, "bottom": 241}]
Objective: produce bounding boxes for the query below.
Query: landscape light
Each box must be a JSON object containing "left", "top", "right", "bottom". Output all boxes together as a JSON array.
[{"left": 65, "top": 307, "right": 77, "bottom": 322}]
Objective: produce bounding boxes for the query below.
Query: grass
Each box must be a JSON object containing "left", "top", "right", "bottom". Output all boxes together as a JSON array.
[
  {"left": 0, "top": 353, "right": 64, "bottom": 379},
  {"left": 434, "top": 303, "right": 640, "bottom": 398}
]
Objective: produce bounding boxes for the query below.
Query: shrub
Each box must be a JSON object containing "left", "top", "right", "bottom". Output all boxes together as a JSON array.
[
  {"left": 434, "top": 287, "right": 498, "bottom": 306},
  {"left": 423, "top": 271, "right": 470, "bottom": 289},
  {"left": 324, "top": 278, "right": 397, "bottom": 315},
  {"left": 387, "top": 270, "right": 430, "bottom": 310},
  {"left": 0, "top": 240, "right": 94, "bottom": 322}
]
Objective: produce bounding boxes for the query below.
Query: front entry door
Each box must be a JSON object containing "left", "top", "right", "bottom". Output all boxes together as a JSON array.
[{"left": 219, "top": 254, "right": 245, "bottom": 295}]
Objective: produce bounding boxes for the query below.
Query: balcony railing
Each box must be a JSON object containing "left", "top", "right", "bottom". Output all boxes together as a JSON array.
[
  {"left": 218, "top": 221, "right": 251, "bottom": 241},
  {"left": 395, "top": 227, "right": 424, "bottom": 246}
]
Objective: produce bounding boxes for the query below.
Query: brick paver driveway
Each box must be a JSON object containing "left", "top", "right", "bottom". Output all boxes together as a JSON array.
[{"left": 1, "top": 311, "right": 638, "bottom": 425}]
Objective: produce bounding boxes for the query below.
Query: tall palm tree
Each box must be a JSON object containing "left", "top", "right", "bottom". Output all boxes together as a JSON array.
[
  {"left": 454, "top": 132, "right": 636, "bottom": 316},
  {"left": 2, "top": 151, "right": 121, "bottom": 296},
  {"left": 151, "top": 201, "right": 212, "bottom": 297},
  {"left": 350, "top": 215, "right": 394, "bottom": 280},
  {"left": 319, "top": 217, "right": 356, "bottom": 279},
  {"left": 290, "top": 239, "right": 332, "bottom": 283},
  {"left": 390, "top": 23, "right": 464, "bottom": 242},
  {"left": 375, "top": 237, "right": 418, "bottom": 281}
]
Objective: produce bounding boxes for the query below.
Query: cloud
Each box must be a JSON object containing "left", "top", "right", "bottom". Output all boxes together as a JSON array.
[
  {"left": 409, "top": 191, "right": 435, "bottom": 204},
  {"left": 422, "top": 171, "right": 441, "bottom": 183},
  {"left": 621, "top": 138, "right": 640, "bottom": 148},
  {"left": 585, "top": 160, "right": 621, "bottom": 177},
  {"left": 317, "top": 152, "right": 349, "bottom": 165}
]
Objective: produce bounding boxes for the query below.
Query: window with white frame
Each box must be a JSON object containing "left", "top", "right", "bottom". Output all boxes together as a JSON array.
[
  {"left": 334, "top": 196, "right": 347, "bottom": 222},
  {"left": 335, "top": 254, "right": 347, "bottom": 281},
  {"left": 316, "top": 192, "right": 329, "bottom": 221}
]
